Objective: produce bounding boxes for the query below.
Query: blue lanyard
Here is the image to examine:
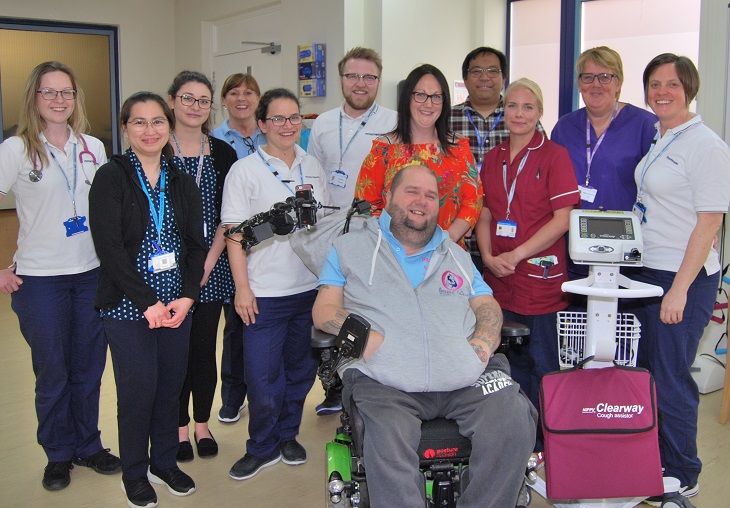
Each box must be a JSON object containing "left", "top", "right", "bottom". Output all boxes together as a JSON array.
[
  {"left": 339, "top": 104, "right": 376, "bottom": 169},
  {"left": 466, "top": 109, "right": 503, "bottom": 158},
  {"left": 637, "top": 123, "right": 697, "bottom": 204},
  {"left": 46, "top": 141, "right": 79, "bottom": 218},
  {"left": 256, "top": 147, "right": 303, "bottom": 195},
  {"left": 136, "top": 165, "right": 167, "bottom": 243},
  {"left": 584, "top": 102, "right": 618, "bottom": 186}
]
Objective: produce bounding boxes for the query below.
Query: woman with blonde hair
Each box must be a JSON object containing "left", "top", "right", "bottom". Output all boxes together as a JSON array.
[
  {"left": 475, "top": 78, "right": 580, "bottom": 454},
  {"left": 0, "top": 61, "right": 120, "bottom": 490}
]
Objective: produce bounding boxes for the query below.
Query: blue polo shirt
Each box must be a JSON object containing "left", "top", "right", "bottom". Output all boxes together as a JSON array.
[
  {"left": 319, "top": 210, "right": 491, "bottom": 295},
  {"left": 210, "top": 120, "right": 267, "bottom": 159}
]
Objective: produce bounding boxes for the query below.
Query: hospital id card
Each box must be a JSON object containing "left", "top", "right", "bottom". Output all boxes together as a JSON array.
[
  {"left": 329, "top": 169, "right": 348, "bottom": 188},
  {"left": 578, "top": 185, "right": 597, "bottom": 203},
  {"left": 496, "top": 220, "right": 517, "bottom": 238},
  {"left": 148, "top": 250, "right": 177, "bottom": 273}
]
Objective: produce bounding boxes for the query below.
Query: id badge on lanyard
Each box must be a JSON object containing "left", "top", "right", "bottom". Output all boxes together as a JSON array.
[
  {"left": 148, "top": 241, "right": 178, "bottom": 273},
  {"left": 329, "top": 168, "right": 348, "bottom": 188},
  {"left": 137, "top": 166, "right": 178, "bottom": 273},
  {"left": 496, "top": 220, "right": 517, "bottom": 237}
]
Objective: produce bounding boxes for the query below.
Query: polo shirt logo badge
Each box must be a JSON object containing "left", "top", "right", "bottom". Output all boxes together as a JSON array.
[{"left": 441, "top": 271, "right": 463, "bottom": 291}]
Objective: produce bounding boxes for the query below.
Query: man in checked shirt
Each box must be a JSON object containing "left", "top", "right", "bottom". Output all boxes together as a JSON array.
[{"left": 450, "top": 47, "right": 543, "bottom": 272}]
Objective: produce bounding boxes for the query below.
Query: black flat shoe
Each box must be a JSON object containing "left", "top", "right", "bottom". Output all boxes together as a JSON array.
[
  {"left": 176, "top": 440, "right": 194, "bottom": 462},
  {"left": 194, "top": 431, "right": 218, "bottom": 458}
]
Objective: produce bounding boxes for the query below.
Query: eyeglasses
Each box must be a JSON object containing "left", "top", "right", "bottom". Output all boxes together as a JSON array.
[
  {"left": 265, "top": 114, "right": 303, "bottom": 127},
  {"left": 411, "top": 92, "right": 445, "bottom": 105},
  {"left": 37, "top": 88, "right": 76, "bottom": 101},
  {"left": 467, "top": 67, "right": 502, "bottom": 79},
  {"left": 341, "top": 73, "right": 379, "bottom": 85},
  {"left": 127, "top": 118, "right": 169, "bottom": 131},
  {"left": 176, "top": 94, "right": 212, "bottom": 109},
  {"left": 579, "top": 73, "right": 617, "bottom": 85}
]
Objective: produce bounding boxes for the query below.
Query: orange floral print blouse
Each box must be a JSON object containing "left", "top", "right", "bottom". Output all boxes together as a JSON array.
[{"left": 354, "top": 137, "right": 483, "bottom": 236}]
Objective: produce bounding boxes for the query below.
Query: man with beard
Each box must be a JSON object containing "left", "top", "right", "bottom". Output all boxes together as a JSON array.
[
  {"left": 308, "top": 46, "right": 397, "bottom": 210},
  {"left": 307, "top": 46, "right": 396, "bottom": 414},
  {"left": 313, "top": 165, "right": 536, "bottom": 508}
]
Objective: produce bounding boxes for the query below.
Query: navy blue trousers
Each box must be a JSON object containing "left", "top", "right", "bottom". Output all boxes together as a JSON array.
[
  {"left": 243, "top": 290, "right": 318, "bottom": 459},
  {"left": 11, "top": 269, "right": 106, "bottom": 462},
  {"left": 626, "top": 267, "right": 718, "bottom": 487},
  {"left": 104, "top": 315, "right": 191, "bottom": 479},
  {"left": 503, "top": 310, "right": 560, "bottom": 453},
  {"left": 220, "top": 300, "right": 247, "bottom": 409}
]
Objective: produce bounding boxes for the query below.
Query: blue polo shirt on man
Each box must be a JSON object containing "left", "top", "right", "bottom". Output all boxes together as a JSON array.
[{"left": 319, "top": 210, "right": 491, "bottom": 295}]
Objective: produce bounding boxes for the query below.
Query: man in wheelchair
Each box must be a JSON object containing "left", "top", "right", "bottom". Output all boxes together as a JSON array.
[{"left": 312, "top": 165, "right": 537, "bottom": 508}]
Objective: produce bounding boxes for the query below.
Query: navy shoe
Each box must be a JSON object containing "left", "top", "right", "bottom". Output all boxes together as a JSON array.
[{"left": 218, "top": 401, "right": 246, "bottom": 423}]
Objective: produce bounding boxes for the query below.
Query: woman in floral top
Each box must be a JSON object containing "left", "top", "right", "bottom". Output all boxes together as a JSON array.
[{"left": 355, "top": 64, "right": 482, "bottom": 246}]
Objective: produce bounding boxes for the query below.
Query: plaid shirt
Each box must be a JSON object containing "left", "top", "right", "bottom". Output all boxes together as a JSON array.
[{"left": 449, "top": 96, "right": 544, "bottom": 258}]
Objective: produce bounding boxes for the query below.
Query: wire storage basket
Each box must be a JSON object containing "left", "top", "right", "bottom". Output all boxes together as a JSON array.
[{"left": 557, "top": 311, "right": 641, "bottom": 368}]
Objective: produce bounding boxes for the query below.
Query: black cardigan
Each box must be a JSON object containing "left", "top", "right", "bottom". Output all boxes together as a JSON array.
[{"left": 89, "top": 154, "right": 207, "bottom": 312}]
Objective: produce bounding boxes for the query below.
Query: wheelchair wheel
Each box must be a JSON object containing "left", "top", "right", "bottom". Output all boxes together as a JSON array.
[{"left": 325, "top": 479, "right": 369, "bottom": 508}]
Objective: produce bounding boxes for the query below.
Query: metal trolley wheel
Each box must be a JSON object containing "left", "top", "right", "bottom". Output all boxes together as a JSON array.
[{"left": 660, "top": 493, "right": 696, "bottom": 508}]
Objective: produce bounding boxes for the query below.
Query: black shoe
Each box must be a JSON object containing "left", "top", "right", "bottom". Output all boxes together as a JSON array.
[
  {"left": 121, "top": 477, "right": 158, "bottom": 508},
  {"left": 73, "top": 448, "right": 122, "bottom": 475},
  {"left": 195, "top": 431, "right": 218, "bottom": 458},
  {"left": 42, "top": 461, "right": 73, "bottom": 491},
  {"left": 176, "top": 440, "right": 194, "bottom": 462},
  {"left": 218, "top": 401, "right": 246, "bottom": 423},
  {"left": 228, "top": 453, "right": 281, "bottom": 480},
  {"left": 316, "top": 390, "right": 343, "bottom": 416},
  {"left": 148, "top": 466, "right": 195, "bottom": 496},
  {"left": 281, "top": 439, "right": 307, "bottom": 465}
]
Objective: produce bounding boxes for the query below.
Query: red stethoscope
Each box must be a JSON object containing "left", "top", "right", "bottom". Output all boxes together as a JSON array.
[{"left": 29, "top": 134, "right": 98, "bottom": 183}]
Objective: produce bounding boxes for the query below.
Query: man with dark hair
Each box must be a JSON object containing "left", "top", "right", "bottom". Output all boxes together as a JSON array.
[
  {"left": 313, "top": 165, "right": 536, "bottom": 508},
  {"left": 307, "top": 46, "right": 396, "bottom": 414},
  {"left": 450, "top": 47, "right": 543, "bottom": 272}
]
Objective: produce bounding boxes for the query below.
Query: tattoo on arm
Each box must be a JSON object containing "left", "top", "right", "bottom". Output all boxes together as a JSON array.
[
  {"left": 321, "top": 308, "right": 350, "bottom": 336},
  {"left": 471, "top": 342, "right": 490, "bottom": 364},
  {"left": 471, "top": 299, "right": 503, "bottom": 355}
]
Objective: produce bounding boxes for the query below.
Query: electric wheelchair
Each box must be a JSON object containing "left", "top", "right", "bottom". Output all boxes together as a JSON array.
[{"left": 311, "top": 319, "right": 534, "bottom": 508}]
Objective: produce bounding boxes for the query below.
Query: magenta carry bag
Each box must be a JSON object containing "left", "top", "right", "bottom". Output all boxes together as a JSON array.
[{"left": 539, "top": 364, "right": 664, "bottom": 500}]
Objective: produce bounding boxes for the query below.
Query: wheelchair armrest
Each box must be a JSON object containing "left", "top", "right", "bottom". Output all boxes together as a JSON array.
[
  {"left": 501, "top": 321, "right": 530, "bottom": 338},
  {"left": 311, "top": 326, "right": 337, "bottom": 349},
  {"left": 310, "top": 321, "right": 530, "bottom": 349}
]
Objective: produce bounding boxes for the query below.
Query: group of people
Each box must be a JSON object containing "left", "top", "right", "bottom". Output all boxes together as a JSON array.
[{"left": 0, "top": 40, "right": 728, "bottom": 508}]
